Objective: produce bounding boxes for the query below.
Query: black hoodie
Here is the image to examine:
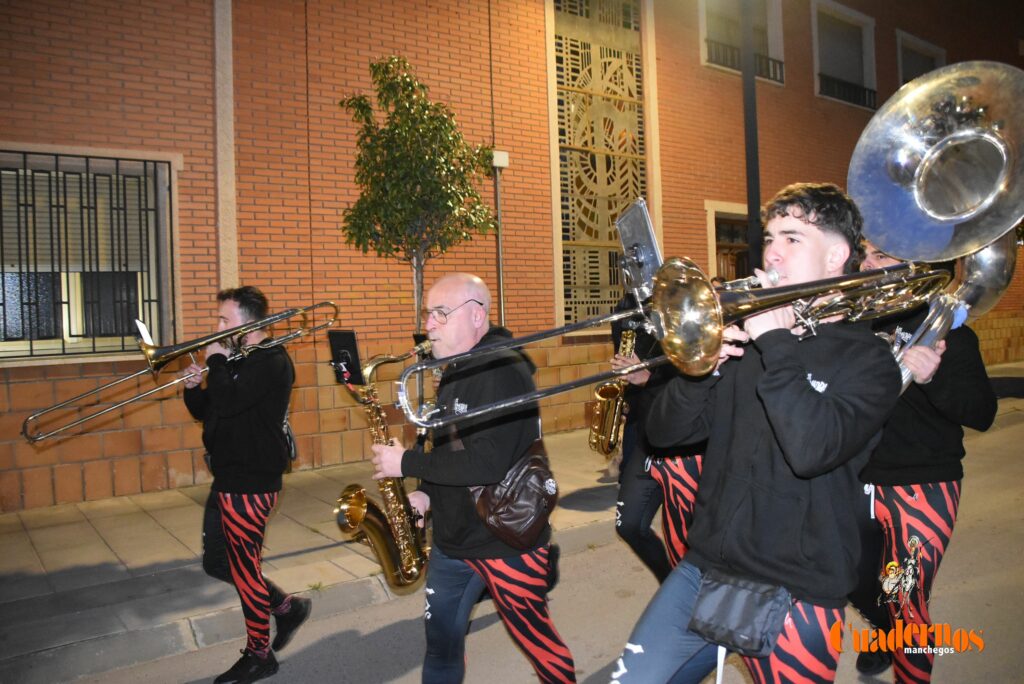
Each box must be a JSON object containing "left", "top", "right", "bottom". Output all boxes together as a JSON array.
[
  {"left": 860, "top": 307, "right": 997, "bottom": 485},
  {"left": 401, "top": 326, "right": 548, "bottom": 559},
  {"left": 184, "top": 343, "right": 295, "bottom": 493},
  {"left": 647, "top": 322, "right": 901, "bottom": 606}
]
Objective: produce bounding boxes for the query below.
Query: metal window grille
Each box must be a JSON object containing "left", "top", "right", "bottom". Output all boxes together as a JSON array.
[
  {"left": 555, "top": 0, "right": 647, "bottom": 324},
  {"left": 816, "top": 11, "right": 874, "bottom": 108},
  {"left": 704, "top": 3, "right": 784, "bottom": 84},
  {"left": 0, "top": 151, "right": 173, "bottom": 359}
]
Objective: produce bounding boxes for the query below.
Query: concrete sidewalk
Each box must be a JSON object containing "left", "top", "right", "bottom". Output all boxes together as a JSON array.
[
  {"left": 0, "top": 429, "right": 623, "bottom": 684},
  {"left": 2, "top": 360, "right": 1022, "bottom": 684}
]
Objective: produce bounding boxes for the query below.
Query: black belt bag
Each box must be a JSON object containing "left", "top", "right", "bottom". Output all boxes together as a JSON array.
[{"left": 687, "top": 568, "right": 792, "bottom": 658}]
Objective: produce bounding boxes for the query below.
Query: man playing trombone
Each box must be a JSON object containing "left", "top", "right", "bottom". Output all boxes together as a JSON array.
[
  {"left": 371, "top": 273, "right": 576, "bottom": 683},
  {"left": 608, "top": 298, "right": 704, "bottom": 581},
  {"left": 611, "top": 183, "right": 903, "bottom": 683},
  {"left": 182, "top": 286, "right": 311, "bottom": 684}
]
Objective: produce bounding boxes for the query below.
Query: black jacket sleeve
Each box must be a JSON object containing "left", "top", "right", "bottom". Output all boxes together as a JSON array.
[
  {"left": 916, "top": 325, "right": 997, "bottom": 432},
  {"left": 645, "top": 371, "right": 718, "bottom": 448},
  {"left": 408, "top": 444, "right": 438, "bottom": 501},
  {"left": 755, "top": 329, "right": 902, "bottom": 477},
  {"left": 183, "top": 385, "right": 207, "bottom": 421}
]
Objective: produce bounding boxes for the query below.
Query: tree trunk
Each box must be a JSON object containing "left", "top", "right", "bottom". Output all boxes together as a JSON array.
[
  {"left": 412, "top": 252, "right": 424, "bottom": 336},
  {"left": 412, "top": 250, "right": 426, "bottom": 410}
]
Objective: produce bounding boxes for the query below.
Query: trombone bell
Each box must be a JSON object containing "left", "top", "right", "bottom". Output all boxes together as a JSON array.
[
  {"left": 649, "top": 258, "right": 724, "bottom": 376},
  {"left": 135, "top": 320, "right": 181, "bottom": 374}
]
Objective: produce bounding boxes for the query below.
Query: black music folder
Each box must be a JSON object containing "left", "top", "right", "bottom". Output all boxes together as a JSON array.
[{"left": 327, "top": 329, "right": 364, "bottom": 385}]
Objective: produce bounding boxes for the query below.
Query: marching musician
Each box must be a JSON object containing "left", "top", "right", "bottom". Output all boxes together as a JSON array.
[
  {"left": 608, "top": 295, "right": 704, "bottom": 581},
  {"left": 848, "top": 241, "right": 997, "bottom": 681},
  {"left": 182, "top": 286, "right": 311, "bottom": 684},
  {"left": 611, "top": 183, "right": 902, "bottom": 683},
  {"left": 370, "top": 273, "right": 575, "bottom": 683}
]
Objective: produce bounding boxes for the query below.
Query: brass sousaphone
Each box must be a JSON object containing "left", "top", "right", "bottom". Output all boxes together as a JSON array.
[
  {"left": 848, "top": 61, "right": 1023, "bottom": 383},
  {"left": 654, "top": 61, "right": 1024, "bottom": 381}
]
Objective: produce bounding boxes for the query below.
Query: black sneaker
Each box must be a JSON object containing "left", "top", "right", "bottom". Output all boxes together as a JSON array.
[
  {"left": 272, "top": 596, "right": 312, "bottom": 651},
  {"left": 856, "top": 649, "right": 893, "bottom": 675},
  {"left": 214, "top": 649, "right": 279, "bottom": 683}
]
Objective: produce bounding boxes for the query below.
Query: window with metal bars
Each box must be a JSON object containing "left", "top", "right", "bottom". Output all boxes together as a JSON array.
[
  {"left": 814, "top": 1, "right": 877, "bottom": 110},
  {"left": 702, "top": 0, "right": 785, "bottom": 84},
  {"left": 0, "top": 151, "right": 173, "bottom": 359}
]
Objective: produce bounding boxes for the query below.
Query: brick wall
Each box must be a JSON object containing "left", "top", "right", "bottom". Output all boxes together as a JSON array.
[
  {"left": 1, "top": 0, "right": 219, "bottom": 510},
  {"left": 1, "top": 0, "right": 1022, "bottom": 510},
  {"left": 975, "top": 310, "right": 1024, "bottom": 366}
]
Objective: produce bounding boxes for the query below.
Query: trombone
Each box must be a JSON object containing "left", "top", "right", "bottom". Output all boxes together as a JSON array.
[
  {"left": 397, "top": 305, "right": 665, "bottom": 430},
  {"left": 21, "top": 301, "right": 338, "bottom": 443},
  {"left": 395, "top": 263, "right": 950, "bottom": 430}
]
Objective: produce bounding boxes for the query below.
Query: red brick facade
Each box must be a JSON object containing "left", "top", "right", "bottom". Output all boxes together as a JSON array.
[{"left": 1, "top": 0, "right": 1021, "bottom": 510}]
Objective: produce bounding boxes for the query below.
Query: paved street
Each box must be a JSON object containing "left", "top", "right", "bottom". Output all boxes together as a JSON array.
[{"left": 76, "top": 400, "right": 1024, "bottom": 683}]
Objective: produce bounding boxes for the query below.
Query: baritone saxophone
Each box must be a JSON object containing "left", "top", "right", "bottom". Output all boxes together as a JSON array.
[
  {"left": 335, "top": 341, "right": 431, "bottom": 594},
  {"left": 588, "top": 329, "right": 636, "bottom": 458}
]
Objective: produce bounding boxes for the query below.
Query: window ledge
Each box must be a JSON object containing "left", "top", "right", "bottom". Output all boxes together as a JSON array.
[
  {"left": 814, "top": 92, "right": 878, "bottom": 113},
  {"left": 0, "top": 351, "right": 146, "bottom": 369}
]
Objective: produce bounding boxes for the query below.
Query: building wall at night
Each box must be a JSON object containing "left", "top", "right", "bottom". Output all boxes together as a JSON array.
[{"left": 1, "top": 0, "right": 1021, "bottom": 509}]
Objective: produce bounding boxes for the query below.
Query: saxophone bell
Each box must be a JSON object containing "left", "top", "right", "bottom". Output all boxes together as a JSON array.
[
  {"left": 589, "top": 329, "right": 636, "bottom": 459},
  {"left": 335, "top": 483, "right": 368, "bottom": 534}
]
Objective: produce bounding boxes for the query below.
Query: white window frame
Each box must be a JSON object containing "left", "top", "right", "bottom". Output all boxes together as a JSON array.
[
  {"left": 811, "top": 0, "right": 876, "bottom": 109},
  {"left": 698, "top": 0, "right": 785, "bottom": 84},
  {"left": 0, "top": 142, "right": 181, "bottom": 366},
  {"left": 896, "top": 30, "right": 945, "bottom": 85},
  {"left": 705, "top": 200, "right": 749, "bottom": 278}
]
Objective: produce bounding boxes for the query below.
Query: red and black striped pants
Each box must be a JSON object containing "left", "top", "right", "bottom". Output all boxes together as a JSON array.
[
  {"left": 616, "top": 452, "right": 703, "bottom": 582},
  {"left": 203, "top": 491, "right": 282, "bottom": 654},
  {"left": 875, "top": 481, "right": 960, "bottom": 683},
  {"left": 424, "top": 544, "right": 576, "bottom": 683},
  {"left": 612, "top": 560, "right": 844, "bottom": 683},
  {"left": 648, "top": 454, "right": 703, "bottom": 568}
]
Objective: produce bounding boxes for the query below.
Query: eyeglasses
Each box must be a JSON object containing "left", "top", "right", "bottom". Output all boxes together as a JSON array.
[{"left": 421, "top": 299, "right": 483, "bottom": 325}]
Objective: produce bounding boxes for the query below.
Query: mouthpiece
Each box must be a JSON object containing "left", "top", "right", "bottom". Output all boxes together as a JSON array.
[{"left": 718, "top": 269, "right": 780, "bottom": 291}]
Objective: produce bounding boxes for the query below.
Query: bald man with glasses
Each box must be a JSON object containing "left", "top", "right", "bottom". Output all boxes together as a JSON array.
[{"left": 372, "top": 273, "right": 576, "bottom": 683}]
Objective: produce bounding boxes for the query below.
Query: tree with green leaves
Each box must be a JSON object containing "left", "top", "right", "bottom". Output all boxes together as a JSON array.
[{"left": 341, "top": 55, "right": 495, "bottom": 334}]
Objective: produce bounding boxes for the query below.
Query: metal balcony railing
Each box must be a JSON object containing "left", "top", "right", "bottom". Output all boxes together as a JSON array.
[
  {"left": 705, "top": 39, "right": 785, "bottom": 84},
  {"left": 818, "top": 73, "right": 877, "bottom": 109}
]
